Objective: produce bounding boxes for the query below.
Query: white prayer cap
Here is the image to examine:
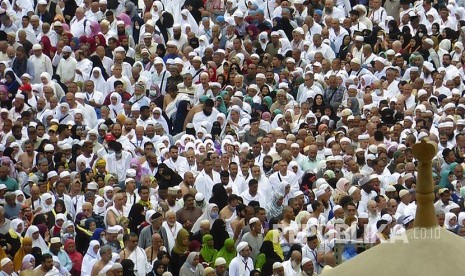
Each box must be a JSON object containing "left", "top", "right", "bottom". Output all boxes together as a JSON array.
[
  {"left": 32, "top": 44, "right": 42, "bottom": 50},
  {"left": 351, "top": 57, "right": 361, "bottom": 65},
  {"left": 215, "top": 258, "right": 227, "bottom": 266},
  {"left": 233, "top": 10, "right": 244, "bottom": 17},
  {"left": 0, "top": 258, "right": 12, "bottom": 268},
  {"left": 236, "top": 241, "right": 249, "bottom": 252}
]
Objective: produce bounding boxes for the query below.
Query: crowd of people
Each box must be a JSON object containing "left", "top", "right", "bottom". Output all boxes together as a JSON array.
[{"left": 0, "top": 0, "right": 464, "bottom": 274}]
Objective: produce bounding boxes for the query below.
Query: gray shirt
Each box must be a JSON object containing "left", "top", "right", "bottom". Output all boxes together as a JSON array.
[{"left": 241, "top": 232, "right": 264, "bottom": 262}]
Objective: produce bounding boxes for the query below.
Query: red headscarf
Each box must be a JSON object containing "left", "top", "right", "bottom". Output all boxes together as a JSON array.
[
  {"left": 64, "top": 239, "right": 83, "bottom": 275},
  {"left": 94, "top": 34, "right": 107, "bottom": 48},
  {"left": 207, "top": 66, "right": 217, "bottom": 82},
  {"left": 40, "top": 36, "right": 52, "bottom": 58}
]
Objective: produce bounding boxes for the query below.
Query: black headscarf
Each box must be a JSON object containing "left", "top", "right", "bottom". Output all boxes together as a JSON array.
[
  {"left": 209, "top": 184, "right": 229, "bottom": 210},
  {"left": 280, "top": 17, "right": 294, "bottom": 41},
  {"left": 156, "top": 44, "right": 166, "bottom": 58},
  {"left": 210, "top": 219, "right": 229, "bottom": 251},
  {"left": 127, "top": 203, "right": 146, "bottom": 234},
  {"left": 89, "top": 55, "right": 109, "bottom": 80},
  {"left": 258, "top": 241, "right": 283, "bottom": 275},
  {"left": 156, "top": 12, "right": 174, "bottom": 43},
  {"left": 121, "top": 259, "right": 136, "bottom": 276},
  {"left": 155, "top": 163, "right": 183, "bottom": 187}
]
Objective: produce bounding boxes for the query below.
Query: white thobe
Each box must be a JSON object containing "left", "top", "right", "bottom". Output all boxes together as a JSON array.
[
  {"left": 194, "top": 170, "right": 221, "bottom": 201},
  {"left": 56, "top": 57, "right": 77, "bottom": 83}
]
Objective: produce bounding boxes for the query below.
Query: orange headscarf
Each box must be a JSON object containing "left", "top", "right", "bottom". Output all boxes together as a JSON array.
[{"left": 13, "top": 237, "right": 32, "bottom": 271}]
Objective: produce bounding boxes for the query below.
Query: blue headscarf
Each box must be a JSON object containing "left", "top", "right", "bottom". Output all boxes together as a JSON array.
[{"left": 91, "top": 228, "right": 104, "bottom": 240}]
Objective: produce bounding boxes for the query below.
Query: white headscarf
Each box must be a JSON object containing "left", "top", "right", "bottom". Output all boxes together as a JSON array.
[
  {"left": 259, "top": 32, "right": 269, "bottom": 51},
  {"left": 94, "top": 195, "right": 106, "bottom": 216},
  {"left": 191, "top": 203, "right": 218, "bottom": 233},
  {"left": 41, "top": 193, "right": 54, "bottom": 213},
  {"left": 445, "top": 212, "right": 457, "bottom": 230},
  {"left": 271, "top": 114, "right": 283, "bottom": 129},
  {"left": 278, "top": 38, "right": 292, "bottom": 56},
  {"left": 109, "top": 92, "right": 123, "bottom": 119},
  {"left": 181, "top": 9, "right": 199, "bottom": 34},
  {"left": 25, "top": 225, "right": 48, "bottom": 252},
  {"left": 89, "top": 68, "right": 107, "bottom": 93},
  {"left": 10, "top": 218, "right": 24, "bottom": 237}
]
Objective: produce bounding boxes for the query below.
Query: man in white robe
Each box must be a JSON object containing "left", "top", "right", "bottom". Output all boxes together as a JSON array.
[
  {"left": 194, "top": 159, "right": 220, "bottom": 201},
  {"left": 229, "top": 242, "right": 254, "bottom": 276},
  {"left": 282, "top": 250, "right": 302, "bottom": 276},
  {"left": 29, "top": 44, "right": 53, "bottom": 84},
  {"left": 269, "top": 160, "right": 300, "bottom": 195},
  {"left": 56, "top": 46, "right": 77, "bottom": 84},
  {"left": 74, "top": 51, "right": 93, "bottom": 83},
  {"left": 163, "top": 146, "right": 190, "bottom": 177},
  {"left": 192, "top": 99, "right": 219, "bottom": 133}
]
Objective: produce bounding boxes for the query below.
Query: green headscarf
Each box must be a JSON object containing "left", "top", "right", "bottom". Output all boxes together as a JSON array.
[
  {"left": 439, "top": 170, "right": 452, "bottom": 188},
  {"left": 199, "top": 234, "right": 217, "bottom": 264},
  {"left": 215, "top": 238, "right": 236, "bottom": 266},
  {"left": 263, "top": 96, "right": 272, "bottom": 108},
  {"left": 449, "top": 162, "right": 459, "bottom": 172},
  {"left": 216, "top": 96, "right": 227, "bottom": 114},
  {"left": 172, "top": 229, "right": 190, "bottom": 255}
]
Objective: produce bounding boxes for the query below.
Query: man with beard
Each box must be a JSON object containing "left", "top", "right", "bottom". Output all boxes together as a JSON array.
[
  {"left": 9, "top": 94, "right": 30, "bottom": 121},
  {"left": 34, "top": 254, "right": 59, "bottom": 275},
  {"left": 176, "top": 193, "right": 202, "bottom": 231},
  {"left": 119, "top": 35, "right": 136, "bottom": 64},
  {"left": 300, "top": 145, "right": 321, "bottom": 172},
  {"left": 251, "top": 164, "right": 272, "bottom": 200},
  {"left": 56, "top": 46, "right": 77, "bottom": 84},
  {"left": 35, "top": 98, "right": 48, "bottom": 123},
  {"left": 48, "top": 238, "right": 72, "bottom": 273},
  {"left": 141, "top": 33, "right": 157, "bottom": 56},
  {"left": 149, "top": 57, "right": 171, "bottom": 97},
  {"left": 192, "top": 99, "right": 219, "bottom": 133},
  {"left": 105, "top": 141, "right": 132, "bottom": 184},
  {"left": 166, "top": 64, "right": 183, "bottom": 91},
  {"left": 11, "top": 46, "right": 35, "bottom": 79},
  {"left": 17, "top": 140, "right": 37, "bottom": 174},
  {"left": 29, "top": 44, "right": 53, "bottom": 84},
  {"left": 269, "top": 89, "right": 289, "bottom": 114},
  {"left": 193, "top": 72, "right": 212, "bottom": 104},
  {"left": 171, "top": 24, "right": 188, "bottom": 49},
  {"left": 74, "top": 49, "right": 93, "bottom": 83},
  {"left": 262, "top": 155, "right": 274, "bottom": 177},
  {"left": 282, "top": 250, "right": 302, "bottom": 276},
  {"left": 240, "top": 179, "right": 266, "bottom": 207}
]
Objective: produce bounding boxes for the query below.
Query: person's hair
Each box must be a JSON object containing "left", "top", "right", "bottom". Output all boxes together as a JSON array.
[
  {"left": 100, "top": 245, "right": 112, "bottom": 256},
  {"left": 228, "top": 194, "right": 239, "bottom": 203},
  {"left": 248, "top": 179, "right": 258, "bottom": 187},
  {"left": 42, "top": 253, "right": 52, "bottom": 263},
  {"left": 183, "top": 193, "right": 194, "bottom": 201},
  {"left": 123, "top": 232, "right": 138, "bottom": 243},
  {"left": 138, "top": 186, "right": 149, "bottom": 194}
]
